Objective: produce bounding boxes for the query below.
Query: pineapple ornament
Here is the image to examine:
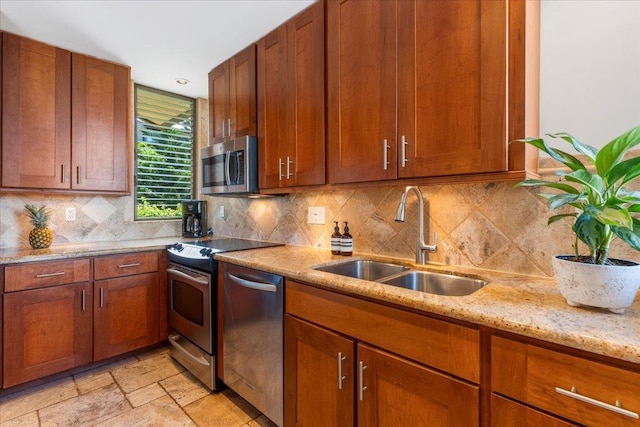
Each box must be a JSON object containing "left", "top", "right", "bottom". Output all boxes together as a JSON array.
[{"left": 24, "top": 204, "right": 54, "bottom": 249}]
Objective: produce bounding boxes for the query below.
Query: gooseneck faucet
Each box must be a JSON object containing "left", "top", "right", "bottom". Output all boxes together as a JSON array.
[{"left": 394, "top": 186, "right": 438, "bottom": 265}]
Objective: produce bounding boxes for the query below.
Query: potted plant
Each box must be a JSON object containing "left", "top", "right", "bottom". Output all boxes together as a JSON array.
[{"left": 517, "top": 125, "right": 640, "bottom": 314}]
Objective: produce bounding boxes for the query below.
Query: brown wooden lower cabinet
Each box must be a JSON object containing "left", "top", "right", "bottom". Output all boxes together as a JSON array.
[
  {"left": 93, "top": 272, "right": 159, "bottom": 361},
  {"left": 491, "top": 394, "right": 577, "bottom": 427},
  {"left": 2, "top": 283, "right": 92, "bottom": 387},
  {"left": 285, "top": 315, "right": 479, "bottom": 426}
]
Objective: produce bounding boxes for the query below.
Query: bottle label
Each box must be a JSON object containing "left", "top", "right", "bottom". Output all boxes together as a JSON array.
[
  {"left": 331, "top": 237, "right": 341, "bottom": 253},
  {"left": 341, "top": 238, "right": 353, "bottom": 254}
]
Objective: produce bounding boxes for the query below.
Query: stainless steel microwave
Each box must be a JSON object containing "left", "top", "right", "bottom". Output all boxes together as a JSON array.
[{"left": 200, "top": 136, "right": 258, "bottom": 195}]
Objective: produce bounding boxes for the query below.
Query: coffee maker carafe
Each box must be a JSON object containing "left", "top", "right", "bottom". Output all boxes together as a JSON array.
[{"left": 181, "top": 200, "right": 207, "bottom": 238}]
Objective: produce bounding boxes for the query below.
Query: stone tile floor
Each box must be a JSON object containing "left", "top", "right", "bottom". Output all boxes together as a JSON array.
[{"left": 0, "top": 346, "right": 277, "bottom": 427}]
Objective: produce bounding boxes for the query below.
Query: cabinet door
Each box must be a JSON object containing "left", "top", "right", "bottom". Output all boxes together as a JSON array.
[
  {"left": 208, "top": 61, "right": 230, "bottom": 144},
  {"left": 1, "top": 33, "right": 71, "bottom": 189},
  {"left": 288, "top": 1, "right": 325, "bottom": 187},
  {"left": 93, "top": 272, "right": 159, "bottom": 361},
  {"left": 397, "top": 0, "right": 507, "bottom": 178},
  {"left": 258, "top": 25, "right": 291, "bottom": 189},
  {"left": 357, "top": 343, "right": 479, "bottom": 427},
  {"left": 327, "top": 0, "right": 397, "bottom": 184},
  {"left": 228, "top": 44, "right": 256, "bottom": 140},
  {"left": 285, "top": 315, "right": 356, "bottom": 427},
  {"left": 3, "top": 283, "right": 92, "bottom": 387},
  {"left": 72, "top": 54, "right": 130, "bottom": 192},
  {"left": 258, "top": 1, "right": 325, "bottom": 190}
]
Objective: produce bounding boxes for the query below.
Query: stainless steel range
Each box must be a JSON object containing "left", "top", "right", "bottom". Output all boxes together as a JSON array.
[{"left": 166, "top": 238, "right": 283, "bottom": 391}]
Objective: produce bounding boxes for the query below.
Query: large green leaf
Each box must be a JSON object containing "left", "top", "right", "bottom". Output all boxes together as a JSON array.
[
  {"left": 563, "top": 169, "right": 605, "bottom": 197},
  {"left": 573, "top": 213, "right": 607, "bottom": 251},
  {"left": 516, "top": 137, "right": 587, "bottom": 171},
  {"left": 548, "top": 213, "right": 577, "bottom": 225},
  {"left": 612, "top": 218, "right": 640, "bottom": 251},
  {"left": 548, "top": 193, "right": 583, "bottom": 210},
  {"left": 515, "top": 179, "right": 580, "bottom": 194},
  {"left": 585, "top": 205, "right": 633, "bottom": 229},
  {"left": 548, "top": 132, "right": 598, "bottom": 162},
  {"left": 606, "top": 157, "right": 640, "bottom": 189},
  {"left": 595, "top": 125, "right": 640, "bottom": 176}
]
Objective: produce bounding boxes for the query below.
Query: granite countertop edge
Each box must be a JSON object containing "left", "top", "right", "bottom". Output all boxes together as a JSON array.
[{"left": 1, "top": 239, "right": 638, "bottom": 365}]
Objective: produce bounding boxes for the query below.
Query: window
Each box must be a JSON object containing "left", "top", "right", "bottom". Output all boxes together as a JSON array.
[{"left": 135, "top": 85, "right": 195, "bottom": 219}]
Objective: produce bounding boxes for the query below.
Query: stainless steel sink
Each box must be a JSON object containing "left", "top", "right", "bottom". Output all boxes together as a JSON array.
[
  {"left": 313, "top": 260, "right": 409, "bottom": 281},
  {"left": 381, "top": 270, "right": 486, "bottom": 296}
]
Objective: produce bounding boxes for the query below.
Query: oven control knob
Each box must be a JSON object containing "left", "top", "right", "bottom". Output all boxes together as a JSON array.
[
  {"left": 170, "top": 243, "right": 184, "bottom": 252},
  {"left": 200, "top": 248, "right": 213, "bottom": 256}
]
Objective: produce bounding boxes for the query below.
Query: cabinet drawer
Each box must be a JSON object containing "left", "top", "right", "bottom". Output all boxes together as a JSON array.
[
  {"left": 4, "top": 259, "right": 90, "bottom": 292},
  {"left": 492, "top": 336, "right": 640, "bottom": 427},
  {"left": 94, "top": 251, "right": 158, "bottom": 280},
  {"left": 491, "top": 394, "right": 577, "bottom": 427},
  {"left": 286, "top": 281, "right": 480, "bottom": 383}
]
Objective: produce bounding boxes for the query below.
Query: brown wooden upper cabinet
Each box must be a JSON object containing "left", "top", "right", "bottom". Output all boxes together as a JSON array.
[
  {"left": 1, "top": 32, "right": 131, "bottom": 193},
  {"left": 257, "top": 0, "right": 325, "bottom": 190},
  {"left": 208, "top": 45, "right": 257, "bottom": 144},
  {"left": 327, "top": 0, "right": 539, "bottom": 185}
]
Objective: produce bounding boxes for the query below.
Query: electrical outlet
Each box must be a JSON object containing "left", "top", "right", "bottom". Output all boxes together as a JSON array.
[
  {"left": 307, "top": 207, "right": 325, "bottom": 224},
  {"left": 65, "top": 207, "right": 76, "bottom": 221},
  {"left": 219, "top": 205, "right": 225, "bottom": 218}
]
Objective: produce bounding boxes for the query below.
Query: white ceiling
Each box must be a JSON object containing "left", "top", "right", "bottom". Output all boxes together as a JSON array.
[{"left": 0, "top": 0, "right": 316, "bottom": 99}]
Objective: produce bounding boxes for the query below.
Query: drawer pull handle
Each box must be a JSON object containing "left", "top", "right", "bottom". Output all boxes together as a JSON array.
[
  {"left": 555, "top": 386, "right": 639, "bottom": 419},
  {"left": 358, "top": 361, "right": 367, "bottom": 401},
  {"left": 118, "top": 263, "right": 141, "bottom": 268},
  {"left": 338, "top": 352, "right": 347, "bottom": 390},
  {"left": 36, "top": 272, "right": 65, "bottom": 278}
]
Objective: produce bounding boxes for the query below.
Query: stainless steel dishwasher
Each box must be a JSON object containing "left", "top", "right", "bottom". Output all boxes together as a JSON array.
[{"left": 222, "top": 263, "right": 284, "bottom": 427}]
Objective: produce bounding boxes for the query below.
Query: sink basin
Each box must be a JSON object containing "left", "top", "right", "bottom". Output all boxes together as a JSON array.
[
  {"left": 314, "top": 260, "right": 409, "bottom": 281},
  {"left": 381, "top": 270, "right": 486, "bottom": 296}
]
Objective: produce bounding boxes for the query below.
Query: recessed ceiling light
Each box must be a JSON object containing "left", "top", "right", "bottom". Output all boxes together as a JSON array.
[{"left": 175, "top": 78, "right": 190, "bottom": 85}]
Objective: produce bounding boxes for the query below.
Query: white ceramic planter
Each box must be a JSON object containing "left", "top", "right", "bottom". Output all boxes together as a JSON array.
[{"left": 552, "top": 255, "right": 640, "bottom": 314}]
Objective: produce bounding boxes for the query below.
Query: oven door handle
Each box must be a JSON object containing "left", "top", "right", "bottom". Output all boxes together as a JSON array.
[
  {"left": 227, "top": 273, "right": 277, "bottom": 293},
  {"left": 167, "top": 268, "right": 209, "bottom": 285},
  {"left": 168, "top": 335, "right": 211, "bottom": 366}
]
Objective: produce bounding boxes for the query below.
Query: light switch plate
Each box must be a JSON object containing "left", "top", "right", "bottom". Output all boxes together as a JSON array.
[
  {"left": 219, "top": 205, "right": 225, "bottom": 218},
  {"left": 307, "top": 207, "right": 325, "bottom": 224}
]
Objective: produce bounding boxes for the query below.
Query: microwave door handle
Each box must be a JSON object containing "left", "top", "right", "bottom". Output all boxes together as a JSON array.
[
  {"left": 224, "top": 151, "right": 231, "bottom": 185},
  {"left": 234, "top": 153, "right": 241, "bottom": 184}
]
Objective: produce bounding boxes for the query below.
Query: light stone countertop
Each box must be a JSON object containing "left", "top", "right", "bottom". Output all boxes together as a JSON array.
[
  {"left": 215, "top": 245, "right": 640, "bottom": 366},
  {"left": 1, "top": 240, "right": 638, "bottom": 365},
  {"left": 0, "top": 237, "right": 181, "bottom": 264}
]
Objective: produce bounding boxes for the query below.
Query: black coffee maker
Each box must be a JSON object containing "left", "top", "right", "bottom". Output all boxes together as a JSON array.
[{"left": 181, "top": 200, "right": 207, "bottom": 238}]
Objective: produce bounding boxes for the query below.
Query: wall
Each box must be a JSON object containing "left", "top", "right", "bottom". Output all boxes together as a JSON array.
[{"left": 2, "top": 1, "right": 639, "bottom": 277}]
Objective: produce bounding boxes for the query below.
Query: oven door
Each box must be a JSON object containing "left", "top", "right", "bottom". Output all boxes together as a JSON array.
[{"left": 167, "top": 263, "right": 212, "bottom": 354}]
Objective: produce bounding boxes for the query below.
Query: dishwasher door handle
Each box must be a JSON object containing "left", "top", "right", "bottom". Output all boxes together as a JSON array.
[{"left": 227, "top": 273, "right": 277, "bottom": 293}]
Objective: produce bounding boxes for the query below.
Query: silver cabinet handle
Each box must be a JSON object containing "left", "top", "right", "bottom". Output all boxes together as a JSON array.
[
  {"left": 358, "top": 361, "right": 368, "bottom": 401},
  {"left": 36, "top": 271, "right": 65, "bottom": 278},
  {"left": 167, "top": 268, "right": 209, "bottom": 285},
  {"left": 287, "top": 156, "right": 293, "bottom": 179},
  {"left": 278, "top": 158, "right": 284, "bottom": 180},
  {"left": 221, "top": 120, "right": 226, "bottom": 138},
  {"left": 100, "top": 287, "right": 104, "bottom": 308},
  {"left": 227, "top": 118, "right": 232, "bottom": 137},
  {"left": 555, "top": 387, "right": 639, "bottom": 419},
  {"left": 81, "top": 289, "right": 86, "bottom": 311},
  {"left": 61, "top": 164, "right": 66, "bottom": 183},
  {"left": 118, "top": 263, "right": 140, "bottom": 269},
  {"left": 401, "top": 135, "right": 408, "bottom": 167},
  {"left": 76, "top": 166, "right": 82, "bottom": 184},
  {"left": 383, "top": 139, "right": 390, "bottom": 170},
  {"left": 338, "top": 352, "right": 347, "bottom": 390},
  {"left": 227, "top": 273, "right": 277, "bottom": 293},
  {"left": 169, "top": 335, "right": 211, "bottom": 367}
]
